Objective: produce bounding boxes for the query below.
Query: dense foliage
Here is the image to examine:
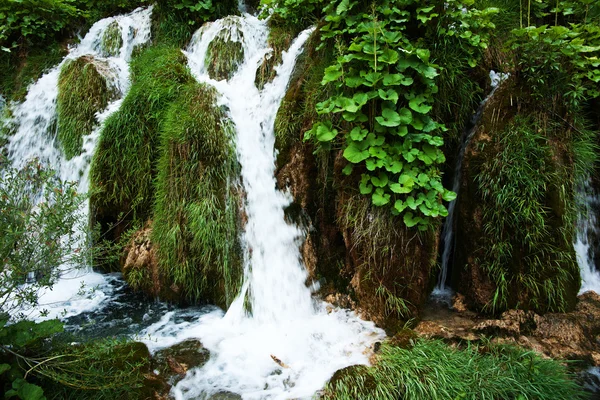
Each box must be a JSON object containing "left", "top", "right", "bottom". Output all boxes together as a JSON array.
[{"left": 303, "top": 0, "right": 497, "bottom": 229}]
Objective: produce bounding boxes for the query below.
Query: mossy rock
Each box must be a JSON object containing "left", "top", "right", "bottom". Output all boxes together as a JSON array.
[
  {"left": 90, "top": 45, "right": 195, "bottom": 229},
  {"left": 100, "top": 21, "right": 123, "bottom": 57},
  {"left": 57, "top": 56, "right": 112, "bottom": 160},
  {"left": 206, "top": 19, "right": 245, "bottom": 81},
  {"left": 255, "top": 22, "right": 298, "bottom": 90},
  {"left": 151, "top": 82, "right": 243, "bottom": 306}
]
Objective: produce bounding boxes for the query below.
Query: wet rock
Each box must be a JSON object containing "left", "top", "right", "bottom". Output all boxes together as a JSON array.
[
  {"left": 417, "top": 292, "right": 600, "bottom": 366},
  {"left": 389, "top": 329, "right": 418, "bottom": 349},
  {"left": 152, "top": 340, "right": 210, "bottom": 384},
  {"left": 208, "top": 392, "right": 242, "bottom": 400}
]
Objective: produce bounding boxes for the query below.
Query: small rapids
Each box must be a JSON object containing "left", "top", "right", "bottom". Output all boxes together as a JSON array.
[
  {"left": 1, "top": 6, "right": 153, "bottom": 320},
  {"left": 139, "top": 14, "right": 385, "bottom": 400}
]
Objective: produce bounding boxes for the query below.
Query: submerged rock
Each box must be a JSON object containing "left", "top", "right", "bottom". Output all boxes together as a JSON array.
[
  {"left": 152, "top": 339, "right": 210, "bottom": 385},
  {"left": 205, "top": 17, "right": 245, "bottom": 80}
]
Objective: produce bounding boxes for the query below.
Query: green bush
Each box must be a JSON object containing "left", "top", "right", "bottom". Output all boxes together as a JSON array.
[
  {"left": 152, "top": 83, "right": 242, "bottom": 306},
  {"left": 324, "top": 339, "right": 585, "bottom": 400}
]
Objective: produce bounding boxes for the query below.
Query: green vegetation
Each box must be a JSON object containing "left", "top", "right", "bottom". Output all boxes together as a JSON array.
[
  {"left": 100, "top": 21, "right": 123, "bottom": 57},
  {"left": 151, "top": 83, "right": 242, "bottom": 306},
  {"left": 57, "top": 56, "right": 112, "bottom": 160},
  {"left": 324, "top": 339, "right": 585, "bottom": 400},
  {"left": 303, "top": 0, "right": 496, "bottom": 230},
  {"left": 0, "top": 43, "right": 66, "bottom": 103},
  {"left": 90, "top": 45, "right": 195, "bottom": 224},
  {"left": 474, "top": 117, "right": 579, "bottom": 313},
  {"left": 205, "top": 18, "right": 245, "bottom": 81}
]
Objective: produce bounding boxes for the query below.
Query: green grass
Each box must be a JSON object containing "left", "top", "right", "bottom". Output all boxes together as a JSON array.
[
  {"left": 57, "top": 56, "right": 112, "bottom": 160},
  {"left": 473, "top": 116, "right": 579, "bottom": 313},
  {"left": 324, "top": 339, "right": 586, "bottom": 400},
  {"left": 90, "top": 45, "right": 195, "bottom": 224},
  {"left": 151, "top": 83, "right": 242, "bottom": 307}
]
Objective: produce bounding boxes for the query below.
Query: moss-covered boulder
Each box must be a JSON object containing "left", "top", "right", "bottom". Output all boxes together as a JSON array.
[
  {"left": 100, "top": 21, "right": 123, "bottom": 57},
  {"left": 57, "top": 56, "right": 112, "bottom": 159},
  {"left": 453, "top": 76, "right": 582, "bottom": 314},
  {"left": 90, "top": 45, "right": 195, "bottom": 234},
  {"left": 205, "top": 18, "right": 244, "bottom": 81},
  {"left": 151, "top": 83, "right": 242, "bottom": 307}
]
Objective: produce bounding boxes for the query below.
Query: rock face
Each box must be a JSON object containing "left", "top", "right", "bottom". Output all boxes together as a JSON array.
[
  {"left": 417, "top": 292, "right": 600, "bottom": 366},
  {"left": 273, "top": 30, "right": 440, "bottom": 332},
  {"left": 122, "top": 221, "right": 180, "bottom": 302}
]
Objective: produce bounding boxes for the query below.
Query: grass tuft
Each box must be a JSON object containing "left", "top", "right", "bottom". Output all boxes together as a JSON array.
[
  {"left": 324, "top": 339, "right": 586, "bottom": 400},
  {"left": 100, "top": 21, "right": 123, "bottom": 57}
]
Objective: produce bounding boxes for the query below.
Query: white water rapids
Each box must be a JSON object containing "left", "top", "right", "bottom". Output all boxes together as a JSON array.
[
  {"left": 138, "top": 14, "right": 385, "bottom": 399},
  {"left": 1, "top": 7, "right": 153, "bottom": 320}
]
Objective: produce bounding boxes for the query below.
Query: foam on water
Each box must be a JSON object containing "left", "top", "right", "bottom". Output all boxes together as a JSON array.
[
  {"left": 2, "top": 7, "right": 153, "bottom": 320},
  {"left": 138, "top": 14, "right": 385, "bottom": 399}
]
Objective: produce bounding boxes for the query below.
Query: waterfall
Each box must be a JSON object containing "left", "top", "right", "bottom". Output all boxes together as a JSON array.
[
  {"left": 1, "top": 7, "right": 153, "bottom": 320},
  {"left": 139, "top": 14, "right": 385, "bottom": 400},
  {"left": 575, "top": 177, "right": 600, "bottom": 294},
  {"left": 432, "top": 70, "right": 509, "bottom": 303}
]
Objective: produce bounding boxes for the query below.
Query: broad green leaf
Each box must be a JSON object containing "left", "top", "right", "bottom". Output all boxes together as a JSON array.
[
  {"left": 403, "top": 212, "right": 422, "bottom": 228},
  {"left": 371, "top": 172, "right": 389, "bottom": 187},
  {"left": 376, "top": 108, "right": 402, "bottom": 127},
  {"left": 409, "top": 95, "right": 432, "bottom": 114},
  {"left": 344, "top": 143, "right": 370, "bottom": 163},
  {"left": 396, "top": 125, "right": 409, "bottom": 137},
  {"left": 378, "top": 89, "right": 399, "bottom": 103},
  {"left": 385, "top": 160, "right": 403, "bottom": 174},
  {"left": 342, "top": 164, "right": 354, "bottom": 176},
  {"left": 349, "top": 127, "right": 369, "bottom": 141},
  {"left": 389, "top": 183, "right": 412, "bottom": 194},
  {"left": 416, "top": 49, "right": 430, "bottom": 63},
  {"left": 360, "top": 175, "right": 373, "bottom": 194},
  {"left": 315, "top": 122, "right": 338, "bottom": 142},
  {"left": 372, "top": 188, "right": 390, "bottom": 206},
  {"left": 394, "top": 200, "right": 408, "bottom": 213},
  {"left": 0, "top": 364, "right": 10, "bottom": 375},
  {"left": 366, "top": 158, "right": 385, "bottom": 171},
  {"left": 443, "top": 190, "right": 457, "bottom": 202},
  {"left": 322, "top": 65, "right": 343, "bottom": 84}
]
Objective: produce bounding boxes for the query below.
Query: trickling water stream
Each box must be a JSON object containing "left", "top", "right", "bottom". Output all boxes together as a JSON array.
[
  {"left": 575, "top": 177, "right": 600, "bottom": 294},
  {"left": 432, "top": 70, "right": 509, "bottom": 304},
  {"left": 1, "top": 7, "right": 153, "bottom": 320},
  {"left": 138, "top": 14, "right": 385, "bottom": 400}
]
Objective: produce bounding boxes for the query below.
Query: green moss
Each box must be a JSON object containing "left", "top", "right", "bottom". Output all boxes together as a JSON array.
[
  {"left": 152, "top": 83, "right": 242, "bottom": 307},
  {"left": 57, "top": 56, "right": 112, "bottom": 160},
  {"left": 323, "top": 339, "right": 585, "bottom": 400},
  {"left": 100, "top": 21, "right": 123, "bottom": 57},
  {"left": 90, "top": 45, "right": 195, "bottom": 225},
  {"left": 206, "top": 20, "right": 244, "bottom": 81}
]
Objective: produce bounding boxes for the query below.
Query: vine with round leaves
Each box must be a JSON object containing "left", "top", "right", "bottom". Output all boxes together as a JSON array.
[{"left": 305, "top": 0, "right": 496, "bottom": 230}]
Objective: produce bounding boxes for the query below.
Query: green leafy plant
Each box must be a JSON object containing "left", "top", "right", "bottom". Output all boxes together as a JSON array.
[{"left": 305, "top": 0, "right": 496, "bottom": 230}]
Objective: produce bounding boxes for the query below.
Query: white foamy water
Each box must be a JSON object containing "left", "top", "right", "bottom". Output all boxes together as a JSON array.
[
  {"left": 139, "top": 14, "right": 385, "bottom": 399},
  {"left": 432, "top": 70, "right": 509, "bottom": 304},
  {"left": 1, "top": 7, "right": 153, "bottom": 320},
  {"left": 575, "top": 177, "right": 600, "bottom": 294}
]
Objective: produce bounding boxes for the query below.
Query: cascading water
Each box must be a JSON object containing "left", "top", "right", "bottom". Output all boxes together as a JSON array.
[
  {"left": 575, "top": 177, "right": 600, "bottom": 294},
  {"left": 1, "top": 7, "right": 153, "bottom": 320},
  {"left": 432, "top": 70, "right": 509, "bottom": 303},
  {"left": 139, "top": 14, "right": 385, "bottom": 400}
]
